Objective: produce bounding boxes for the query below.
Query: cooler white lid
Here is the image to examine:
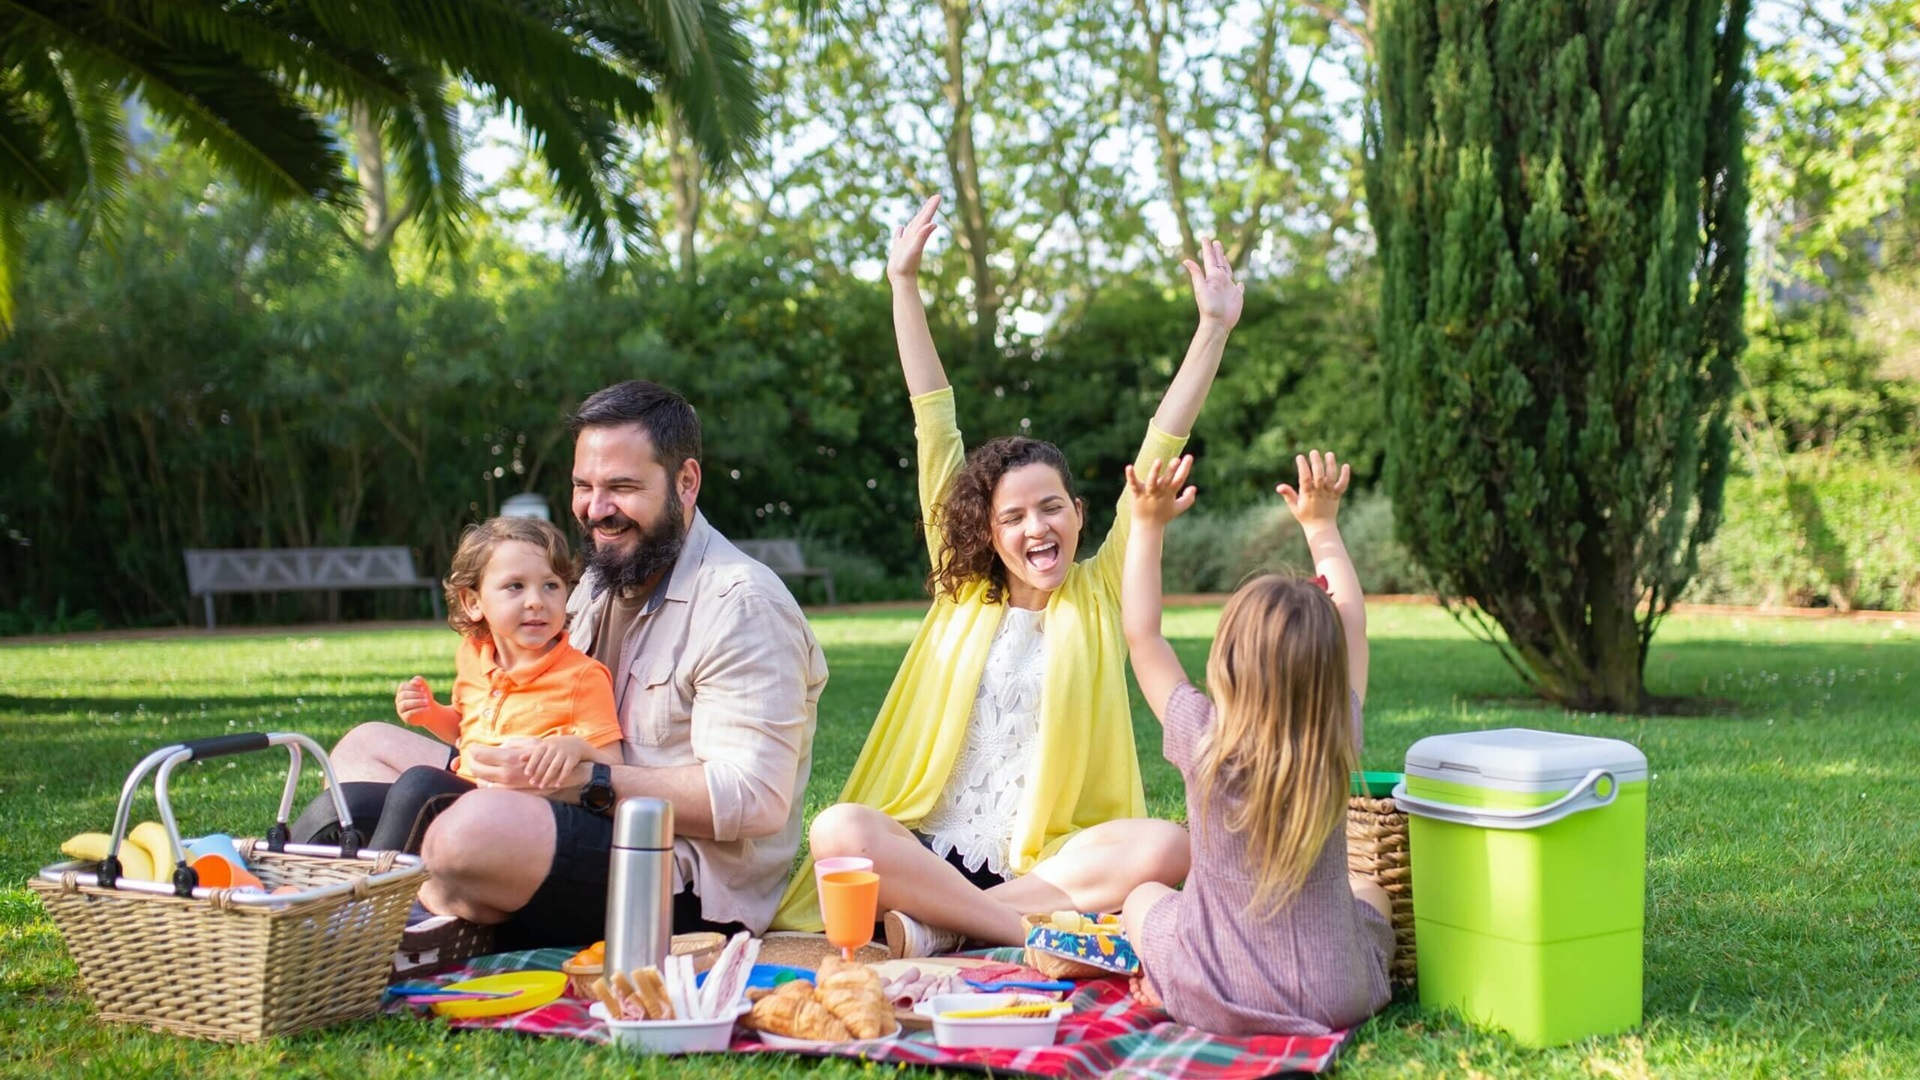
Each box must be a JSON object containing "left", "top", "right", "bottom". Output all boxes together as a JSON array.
[{"left": 1404, "top": 728, "right": 1647, "bottom": 785}]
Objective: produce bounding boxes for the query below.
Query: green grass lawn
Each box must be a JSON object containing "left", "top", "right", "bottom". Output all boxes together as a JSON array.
[{"left": 3, "top": 603, "right": 1916, "bottom": 1077}]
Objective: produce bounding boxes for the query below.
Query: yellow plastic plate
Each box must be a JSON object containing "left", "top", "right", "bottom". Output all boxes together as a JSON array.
[{"left": 430, "top": 970, "right": 568, "bottom": 1018}]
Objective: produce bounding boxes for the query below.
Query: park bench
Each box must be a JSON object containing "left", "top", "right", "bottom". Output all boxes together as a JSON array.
[
  {"left": 734, "top": 539, "right": 836, "bottom": 606},
  {"left": 184, "top": 547, "right": 444, "bottom": 630}
]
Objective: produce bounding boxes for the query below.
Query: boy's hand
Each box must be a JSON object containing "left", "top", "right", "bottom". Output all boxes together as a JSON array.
[
  {"left": 394, "top": 676, "right": 434, "bottom": 724},
  {"left": 1127, "top": 455, "right": 1198, "bottom": 527},
  {"left": 1182, "top": 238, "right": 1244, "bottom": 332},
  {"left": 522, "top": 735, "right": 592, "bottom": 791},
  {"left": 1277, "top": 450, "right": 1351, "bottom": 527},
  {"left": 887, "top": 195, "right": 941, "bottom": 285}
]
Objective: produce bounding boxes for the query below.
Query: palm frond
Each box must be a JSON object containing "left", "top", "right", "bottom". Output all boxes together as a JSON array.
[
  {"left": 385, "top": 63, "right": 469, "bottom": 260},
  {"left": 0, "top": 69, "right": 66, "bottom": 202},
  {"left": 492, "top": 83, "right": 650, "bottom": 262},
  {"left": 143, "top": 1, "right": 412, "bottom": 108},
  {"left": 0, "top": 203, "right": 18, "bottom": 330},
  {"left": 307, "top": 0, "right": 656, "bottom": 122},
  {"left": 18, "top": 48, "right": 126, "bottom": 245}
]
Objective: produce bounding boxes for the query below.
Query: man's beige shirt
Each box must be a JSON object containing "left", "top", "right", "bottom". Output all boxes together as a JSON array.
[{"left": 567, "top": 510, "right": 826, "bottom": 933}]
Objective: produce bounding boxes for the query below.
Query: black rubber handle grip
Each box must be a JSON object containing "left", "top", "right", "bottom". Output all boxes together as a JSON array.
[{"left": 177, "top": 733, "right": 272, "bottom": 761}]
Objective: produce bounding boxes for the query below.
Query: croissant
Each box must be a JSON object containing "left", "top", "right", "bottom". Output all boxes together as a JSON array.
[
  {"left": 811, "top": 956, "right": 892, "bottom": 1038},
  {"left": 746, "top": 986, "right": 851, "bottom": 1041}
]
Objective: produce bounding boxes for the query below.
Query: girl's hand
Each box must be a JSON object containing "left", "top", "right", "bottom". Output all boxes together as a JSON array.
[
  {"left": 1181, "top": 238, "right": 1244, "bottom": 332},
  {"left": 522, "top": 735, "right": 592, "bottom": 791},
  {"left": 887, "top": 194, "right": 941, "bottom": 285},
  {"left": 1126, "top": 455, "right": 1197, "bottom": 526},
  {"left": 394, "top": 676, "right": 434, "bottom": 724},
  {"left": 1276, "top": 450, "right": 1351, "bottom": 528}
]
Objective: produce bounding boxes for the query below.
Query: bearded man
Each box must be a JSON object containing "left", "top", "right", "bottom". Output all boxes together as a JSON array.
[{"left": 296, "top": 381, "right": 827, "bottom": 951}]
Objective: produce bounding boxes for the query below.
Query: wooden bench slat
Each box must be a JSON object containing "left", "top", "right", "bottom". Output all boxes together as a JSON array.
[{"left": 183, "top": 547, "right": 443, "bottom": 629}]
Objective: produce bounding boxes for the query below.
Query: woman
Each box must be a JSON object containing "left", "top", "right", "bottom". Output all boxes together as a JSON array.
[{"left": 771, "top": 194, "right": 1243, "bottom": 956}]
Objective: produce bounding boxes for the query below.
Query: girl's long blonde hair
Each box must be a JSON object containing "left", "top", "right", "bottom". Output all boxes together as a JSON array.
[{"left": 1195, "top": 574, "right": 1356, "bottom": 915}]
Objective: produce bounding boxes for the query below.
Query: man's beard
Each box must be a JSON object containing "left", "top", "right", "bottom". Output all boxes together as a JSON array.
[{"left": 579, "top": 497, "right": 686, "bottom": 596}]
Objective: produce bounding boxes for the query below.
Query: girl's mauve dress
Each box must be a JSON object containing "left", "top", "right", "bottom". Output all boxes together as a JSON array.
[{"left": 1137, "top": 682, "right": 1393, "bottom": 1036}]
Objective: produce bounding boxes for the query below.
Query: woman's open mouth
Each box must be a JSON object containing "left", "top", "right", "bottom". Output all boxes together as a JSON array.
[{"left": 1025, "top": 541, "right": 1060, "bottom": 573}]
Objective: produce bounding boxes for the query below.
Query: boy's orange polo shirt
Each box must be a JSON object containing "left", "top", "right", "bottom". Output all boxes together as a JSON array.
[{"left": 447, "top": 634, "right": 622, "bottom": 780}]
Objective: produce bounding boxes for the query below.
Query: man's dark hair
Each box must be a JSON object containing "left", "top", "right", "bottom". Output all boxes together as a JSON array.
[{"left": 568, "top": 380, "right": 703, "bottom": 471}]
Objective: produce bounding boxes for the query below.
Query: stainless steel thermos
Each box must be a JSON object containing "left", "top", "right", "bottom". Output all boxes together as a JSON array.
[{"left": 605, "top": 796, "right": 674, "bottom": 975}]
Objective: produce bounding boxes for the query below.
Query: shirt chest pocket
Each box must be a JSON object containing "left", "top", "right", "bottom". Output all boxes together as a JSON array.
[{"left": 623, "top": 661, "right": 680, "bottom": 748}]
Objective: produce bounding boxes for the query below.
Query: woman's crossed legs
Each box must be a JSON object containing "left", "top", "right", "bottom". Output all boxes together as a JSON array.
[{"left": 807, "top": 803, "right": 1190, "bottom": 948}]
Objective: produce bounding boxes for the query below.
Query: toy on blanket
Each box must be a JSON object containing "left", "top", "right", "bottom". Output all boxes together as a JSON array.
[{"left": 1023, "top": 911, "right": 1141, "bottom": 978}]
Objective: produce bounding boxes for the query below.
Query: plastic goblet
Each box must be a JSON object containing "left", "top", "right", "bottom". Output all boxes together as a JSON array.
[
  {"left": 814, "top": 856, "right": 874, "bottom": 896},
  {"left": 819, "top": 869, "right": 880, "bottom": 961}
]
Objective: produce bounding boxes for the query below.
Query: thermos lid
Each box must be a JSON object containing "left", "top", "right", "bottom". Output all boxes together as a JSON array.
[{"left": 611, "top": 796, "right": 674, "bottom": 849}]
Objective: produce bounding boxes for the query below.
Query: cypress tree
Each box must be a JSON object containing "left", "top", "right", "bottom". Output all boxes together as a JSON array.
[{"left": 1365, "top": 0, "right": 1750, "bottom": 711}]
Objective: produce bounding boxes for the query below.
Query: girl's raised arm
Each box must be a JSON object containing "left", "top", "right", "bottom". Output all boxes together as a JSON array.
[
  {"left": 888, "top": 195, "right": 950, "bottom": 397},
  {"left": 1122, "top": 456, "right": 1198, "bottom": 720},
  {"left": 1278, "top": 450, "right": 1369, "bottom": 705},
  {"left": 1150, "top": 239, "right": 1244, "bottom": 438}
]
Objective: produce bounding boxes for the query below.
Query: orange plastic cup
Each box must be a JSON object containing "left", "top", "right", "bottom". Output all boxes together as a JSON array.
[
  {"left": 192, "top": 853, "right": 264, "bottom": 891},
  {"left": 819, "top": 869, "right": 880, "bottom": 960}
]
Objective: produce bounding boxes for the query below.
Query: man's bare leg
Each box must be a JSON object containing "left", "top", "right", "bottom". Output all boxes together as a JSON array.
[
  {"left": 325, "top": 722, "right": 449, "bottom": 784},
  {"left": 416, "top": 787, "right": 556, "bottom": 924}
]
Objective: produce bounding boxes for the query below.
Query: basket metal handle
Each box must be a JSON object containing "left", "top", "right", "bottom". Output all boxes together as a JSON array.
[{"left": 101, "top": 732, "right": 355, "bottom": 895}]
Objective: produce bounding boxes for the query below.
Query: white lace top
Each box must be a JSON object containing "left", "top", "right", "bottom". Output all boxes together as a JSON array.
[{"left": 919, "top": 606, "right": 1047, "bottom": 878}]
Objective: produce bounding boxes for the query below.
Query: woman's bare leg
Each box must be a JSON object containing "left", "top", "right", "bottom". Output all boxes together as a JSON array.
[
  {"left": 985, "top": 818, "right": 1190, "bottom": 916},
  {"left": 808, "top": 804, "right": 1027, "bottom": 945}
]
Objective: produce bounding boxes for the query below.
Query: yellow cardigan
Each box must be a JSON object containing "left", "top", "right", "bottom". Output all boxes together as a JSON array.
[{"left": 771, "top": 387, "right": 1187, "bottom": 931}]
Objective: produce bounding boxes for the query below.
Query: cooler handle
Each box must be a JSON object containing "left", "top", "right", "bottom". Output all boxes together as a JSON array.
[{"left": 1390, "top": 768, "right": 1618, "bottom": 831}]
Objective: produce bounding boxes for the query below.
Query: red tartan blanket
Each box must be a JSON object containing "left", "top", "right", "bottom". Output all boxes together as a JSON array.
[{"left": 390, "top": 949, "right": 1351, "bottom": 1078}]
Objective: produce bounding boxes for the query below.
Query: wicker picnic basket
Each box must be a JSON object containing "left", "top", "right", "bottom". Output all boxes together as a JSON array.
[
  {"left": 31, "top": 733, "right": 426, "bottom": 1042},
  {"left": 1348, "top": 781, "right": 1417, "bottom": 986}
]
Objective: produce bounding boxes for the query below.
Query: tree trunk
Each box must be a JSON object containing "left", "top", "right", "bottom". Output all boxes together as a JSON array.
[
  {"left": 351, "top": 104, "right": 409, "bottom": 271},
  {"left": 1133, "top": 0, "right": 1198, "bottom": 261},
  {"left": 939, "top": 0, "right": 1000, "bottom": 355},
  {"left": 665, "top": 109, "right": 703, "bottom": 279}
]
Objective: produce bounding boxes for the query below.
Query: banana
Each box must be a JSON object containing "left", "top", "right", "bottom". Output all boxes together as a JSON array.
[
  {"left": 60, "top": 831, "right": 156, "bottom": 883},
  {"left": 128, "top": 822, "right": 181, "bottom": 882}
]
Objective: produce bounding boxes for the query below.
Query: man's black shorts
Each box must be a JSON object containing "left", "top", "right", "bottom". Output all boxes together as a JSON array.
[{"left": 494, "top": 802, "right": 748, "bottom": 951}]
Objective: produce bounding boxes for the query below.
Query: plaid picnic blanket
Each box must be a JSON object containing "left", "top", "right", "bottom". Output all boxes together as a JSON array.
[{"left": 392, "top": 948, "right": 1351, "bottom": 1078}]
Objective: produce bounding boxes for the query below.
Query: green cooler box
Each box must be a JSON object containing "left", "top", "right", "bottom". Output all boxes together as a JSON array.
[{"left": 1393, "top": 729, "right": 1648, "bottom": 1047}]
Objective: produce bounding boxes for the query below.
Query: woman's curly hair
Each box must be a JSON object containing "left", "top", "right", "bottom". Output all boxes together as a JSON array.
[{"left": 926, "top": 436, "right": 1081, "bottom": 604}]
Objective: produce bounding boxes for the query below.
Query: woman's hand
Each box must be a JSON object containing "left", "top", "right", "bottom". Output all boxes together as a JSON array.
[
  {"left": 1182, "top": 238, "right": 1244, "bottom": 332},
  {"left": 1276, "top": 450, "right": 1351, "bottom": 528},
  {"left": 887, "top": 194, "right": 941, "bottom": 286},
  {"left": 1126, "top": 455, "right": 1197, "bottom": 528}
]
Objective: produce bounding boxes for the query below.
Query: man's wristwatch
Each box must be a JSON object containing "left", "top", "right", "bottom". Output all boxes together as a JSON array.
[{"left": 580, "top": 762, "right": 616, "bottom": 815}]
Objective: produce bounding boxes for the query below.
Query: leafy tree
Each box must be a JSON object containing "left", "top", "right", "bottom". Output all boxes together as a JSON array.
[
  {"left": 0, "top": 0, "right": 780, "bottom": 325},
  {"left": 1366, "top": 0, "right": 1751, "bottom": 711}
]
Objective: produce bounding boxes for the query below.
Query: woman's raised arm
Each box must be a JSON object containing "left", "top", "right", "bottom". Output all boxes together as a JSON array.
[
  {"left": 888, "top": 195, "right": 950, "bottom": 398},
  {"left": 1150, "top": 238, "right": 1244, "bottom": 438}
]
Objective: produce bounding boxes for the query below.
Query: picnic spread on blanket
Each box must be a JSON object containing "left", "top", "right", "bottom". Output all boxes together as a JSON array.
[{"left": 34, "top": 726, "right": 1651, "bottom": 1061}]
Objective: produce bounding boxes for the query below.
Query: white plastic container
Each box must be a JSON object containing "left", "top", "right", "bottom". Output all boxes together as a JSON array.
[
  {"left": 589, "top": 1001, "right": 748, "bottom": 1054},
  {"left": 914, "top": 993, "right": 1072, "bottom": 1049}
]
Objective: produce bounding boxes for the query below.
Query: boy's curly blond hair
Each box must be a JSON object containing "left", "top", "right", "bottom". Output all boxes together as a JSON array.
[{"left": 443, "top": 516, "right": 576, "bottom": 640}]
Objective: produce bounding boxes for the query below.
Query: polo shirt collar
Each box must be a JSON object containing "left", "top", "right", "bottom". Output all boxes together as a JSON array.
[{"left": 477, "top": 634, "right": 569, "bottom": 688}]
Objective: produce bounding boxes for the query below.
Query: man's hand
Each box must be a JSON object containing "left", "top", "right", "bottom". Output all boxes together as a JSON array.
[
  {"left": 1126, "top": 455, "right": 1198, "bottom": 528},
  {"left": 523, "top": 735, "right": 593, "bottom": 790},
  {"left": 394, "top": 676, "right": 435, "bottom": 724},
  {"left": 1182, "top": 238, "right": 1244, "bottom": 332},
  {"left": 1277, "top": 449, "right": 1351, "bottom": 529},
  {"left": 887, "top": 194, "right": 941, "bottom": 286}
]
